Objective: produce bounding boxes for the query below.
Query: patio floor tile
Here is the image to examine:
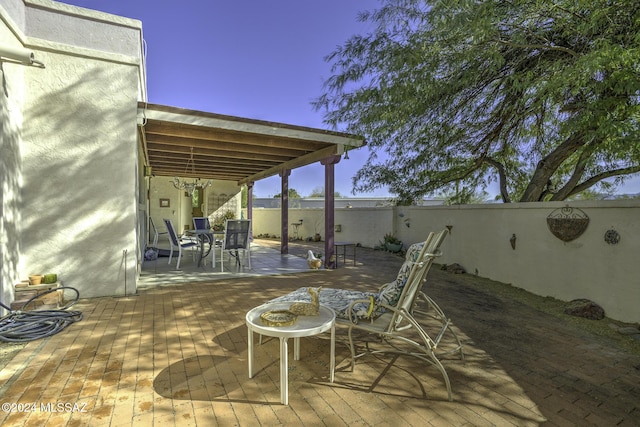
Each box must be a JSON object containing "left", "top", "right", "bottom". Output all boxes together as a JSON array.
[{"left": 0, "top": 241, "right": 638, "bottom": 426}]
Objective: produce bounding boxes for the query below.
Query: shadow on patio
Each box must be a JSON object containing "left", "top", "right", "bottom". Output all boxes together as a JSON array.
[
  {"left": 0, "top": 241, "right": 638, "bottom": 426},
  {"left": 138, "top": 241, "right": 312, "bottom": 287}
]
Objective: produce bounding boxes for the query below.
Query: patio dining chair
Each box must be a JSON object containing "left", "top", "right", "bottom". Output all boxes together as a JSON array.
[
  {"left": 192, "top": 216, "right": 219, "bottom": 267},
  {"left": 192, "top": 217, "right": 211, "bottom": 231},
  {"left": 268, "top": 229, "right": 463, "bottom": 401},
  {"left": 150, "top": 217, "right": 168, "bottom": 248},
  {"left": 221, "top": 219, "right": 251, "bottom": 272},
  {"left": 163, "top": 218, "right": 199, "bottom": 269}
]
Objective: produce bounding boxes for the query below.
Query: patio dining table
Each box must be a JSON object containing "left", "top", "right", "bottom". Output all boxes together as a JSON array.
[{"left": 185, "top": 229, "right": 223, "bottom": 267}]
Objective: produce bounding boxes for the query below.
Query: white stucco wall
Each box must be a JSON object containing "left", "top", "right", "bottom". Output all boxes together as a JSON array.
[
  {"left": 0, "top": 4, "right": 27, "bottom": 310},
  {"left": 0, "top": 0, "right": 26, "bottom": 31},
  {"left": 148, "top": 178, "right": 242, "bottom": 245},
  {"left": 20, "top": 53, "right": 140, "bottom": 298},
  {"left": 405, "top": 201, "right": 640, "bottom": 325},
  {"left": 249, "top": 206, "right": 396, "bottom": 246},
  {"left": 250, "top": 200, "right": 640, "bottom": 323},
  {"left": 0, "top": 1, "right": 145, "bottom": 304}
]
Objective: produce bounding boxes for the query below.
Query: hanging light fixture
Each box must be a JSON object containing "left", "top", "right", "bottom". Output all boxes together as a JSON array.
[{"left": 172, "top": 147, "right": 212, "bottom": 196}]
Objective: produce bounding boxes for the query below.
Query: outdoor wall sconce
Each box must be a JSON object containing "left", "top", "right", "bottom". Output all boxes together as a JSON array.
[
  {"left": 0, "top": 45, "right": 45, "bottom": 68},
  {"left": 334, "top": 224, "right": 342, "bottom": 232},
  {"left": 604, "top": 228, "right": 620, "bottom": 245},
  {"left": 510, "top": 233, "right": 517, "bottom": 250}
]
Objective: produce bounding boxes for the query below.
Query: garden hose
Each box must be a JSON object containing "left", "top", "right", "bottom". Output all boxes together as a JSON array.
[{"left": 0, "top": 287, "right": 82, "bottom": 343}]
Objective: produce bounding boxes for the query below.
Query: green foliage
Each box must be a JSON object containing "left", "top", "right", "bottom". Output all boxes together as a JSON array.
[
  {"left": 191, "top": 190, "right": 199, "bottom": 208},
  {"left": 437, "top": 187, "right": 489, "bottom": 205},
  {"left": 309, "top": 186, "right": 343, "bottom": 197},
  {"left": 315, "top": 0, "right": 640, "bottom": 202},
  {"left": 241, "top": 185, "right": 248, "bottom": 208},
  {"left": 273, "top": 188, "right": 302, "bottom": 199},
  {"left": 211, "top": 210, "right": 235, "bottom": 231},
  {"left": 309, "top": 186, "right": 325, "bottom": 197},
  {"left": 383, "top": 233, "right": 401, "bottom": 244}
]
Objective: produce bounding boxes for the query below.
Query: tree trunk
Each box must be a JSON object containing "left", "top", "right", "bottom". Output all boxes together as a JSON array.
[
  {"left": 550, "top": 149, "right": 590, "bottom": 201},
  {"left": 519, "top": 134, "right": 586, "bottom": 202}
]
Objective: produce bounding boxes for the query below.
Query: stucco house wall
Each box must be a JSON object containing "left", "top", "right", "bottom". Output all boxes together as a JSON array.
[
  {"left": 0, "top": 0, "right": 145, "bottom": 307},
  {"left": 0, "top": 1, "right": 27, "bottom": 310}
]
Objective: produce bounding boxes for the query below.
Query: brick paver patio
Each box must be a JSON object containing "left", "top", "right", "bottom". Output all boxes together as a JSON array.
[{"left": 0, "top": 241, "right": 638, "bottom": 426}]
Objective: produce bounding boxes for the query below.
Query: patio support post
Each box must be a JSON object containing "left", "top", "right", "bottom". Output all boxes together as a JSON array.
[
  {"left": 321, "top": 155, "right": 341, "bottom": 269},
  {"left": 280, "top": 169, "right": 291, "bottom": 254},
  {"left": 246, "top": 181, "right": 254, "bottom": 240}
]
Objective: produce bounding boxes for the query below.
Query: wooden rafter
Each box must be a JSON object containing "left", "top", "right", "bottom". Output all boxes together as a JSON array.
[{"left": 139, "top": 103, "right": 365, "bottom": 184}]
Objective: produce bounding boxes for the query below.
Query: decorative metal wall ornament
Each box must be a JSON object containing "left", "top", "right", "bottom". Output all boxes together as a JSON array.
[
  {"left": 546, "top": 206, "right": 590, "bottom": 242},
  {"left": 604, "top": 229, "right": 620, "bottom": 245}
]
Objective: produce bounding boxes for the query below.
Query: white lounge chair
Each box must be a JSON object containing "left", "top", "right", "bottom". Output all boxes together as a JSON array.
[{"left": 269, "top": 229, "right": 463, "bottom": 401}]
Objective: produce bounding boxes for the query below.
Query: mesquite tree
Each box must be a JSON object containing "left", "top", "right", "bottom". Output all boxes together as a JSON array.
[{"left": 314, "top": 0, "right": 640, "bottom": 202}]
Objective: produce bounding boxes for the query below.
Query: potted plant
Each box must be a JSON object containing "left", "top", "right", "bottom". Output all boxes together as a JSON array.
[
  {"left": 383, "top": 233, "right": 403, "bottom": 253},
  {"left": 311, "top": 212, "right": 323, "bottom": 242},
  {"left": 212, "top": 210, "right": 235, "bottom": 231}
]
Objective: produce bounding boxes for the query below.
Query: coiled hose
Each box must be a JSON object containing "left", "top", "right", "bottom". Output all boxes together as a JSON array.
[{"left": 0, "top": 287, "right": 82, "bottom": 342}]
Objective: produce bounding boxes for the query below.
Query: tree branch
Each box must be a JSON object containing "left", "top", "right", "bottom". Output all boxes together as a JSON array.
[
  {"left": 566, "top": 166, "right": 640, "bottom": 198},
  {"left": 550, "top": 148, "right": 592, "bottom": 201},
  {"left": 483, "top": 157, "right": 511, "bottom": 203},
  {"left": 496, "top": 39, "right": 578, "bottom": 58}
]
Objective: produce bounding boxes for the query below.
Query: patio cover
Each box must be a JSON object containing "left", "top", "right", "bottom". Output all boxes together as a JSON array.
[
  {"left": 137, "top": 103, "right": 365, "bottom": 184},
  {"left": 137, "top": 103, "right": 365, "bottom": 262}
]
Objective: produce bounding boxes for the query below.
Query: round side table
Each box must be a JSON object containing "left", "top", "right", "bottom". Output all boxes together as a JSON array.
[{"left": 246, "top": 302, "right": 335, "bottom": 405}]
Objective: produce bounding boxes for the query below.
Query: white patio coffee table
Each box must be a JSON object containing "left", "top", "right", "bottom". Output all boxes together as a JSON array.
[{"left": 246, "top": 302, "right": 335, "bottom": 405}]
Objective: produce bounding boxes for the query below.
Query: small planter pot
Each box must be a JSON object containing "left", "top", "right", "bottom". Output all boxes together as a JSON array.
[
  {"left": 385, "top": 242, "right": 403, "bottom": 253},
  {"left": 29, "top": 274, "right": 43, "bottom": 285},
  {"left": 43, "top": 274, "right": 58, "bottom": 284}
]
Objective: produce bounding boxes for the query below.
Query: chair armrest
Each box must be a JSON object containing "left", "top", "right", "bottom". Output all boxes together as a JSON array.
[
  {"left": 346, "top": 297, "right": 377, "bottom": 323},
  {"left": 377, "top": 282, "right": 392, "bottom": 293}
]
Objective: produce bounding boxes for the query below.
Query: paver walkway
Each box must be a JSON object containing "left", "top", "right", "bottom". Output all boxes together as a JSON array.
[{"left": 0, "top": 241, "right": 638, "bottom": 426}]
